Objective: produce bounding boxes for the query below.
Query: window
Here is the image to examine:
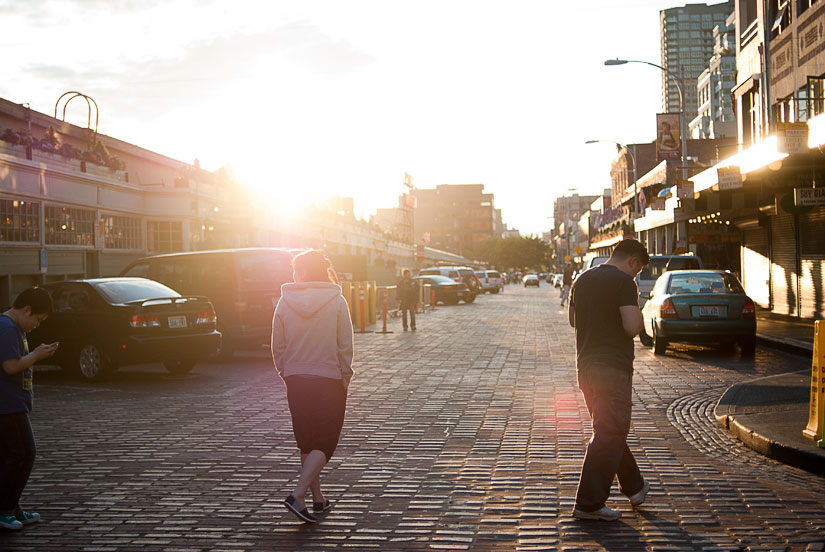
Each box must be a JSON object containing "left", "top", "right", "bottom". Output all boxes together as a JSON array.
[
  {"left": 667, "top": 273, "right": 743, "bottom": 294},
  {"left": 809, "top": 75, "right": 825, "bottom": 118},
  {"left": 0, "top": 199, "right": 39, "bottom": 243},
  {"left": 45, "top": 205, "right": 94, "bottom": 246},
  {"left": 147, "top": 221, "right": 182, "bottom": 253},
  {"left": 102, "top": 214, "right": 141, "bottom": 249}
]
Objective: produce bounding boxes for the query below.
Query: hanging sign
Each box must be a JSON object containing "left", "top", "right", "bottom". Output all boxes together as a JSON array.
[
  {"left": 777, "top": 122, "right": 809, "bottom": 154},
  {"left": 677, "top": 180, "right": 694, "bottom": 199},
  {"left": 651, "top": 198, "right": 666, "bottom": 210},
  {"left": 717, "top": 166, "right": 743, "bottom": 190},
  {"left": 794, "top": 187, "right": 825, "bottom": 206}
]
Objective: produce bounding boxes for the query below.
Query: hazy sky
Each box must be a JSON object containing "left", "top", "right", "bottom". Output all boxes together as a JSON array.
[{"left": 1, "top": 0, "right": 691, "bottom": 235}]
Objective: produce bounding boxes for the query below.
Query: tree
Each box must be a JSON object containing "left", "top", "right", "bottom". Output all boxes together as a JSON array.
[{"left": 471, "top": 236, "right": 552, "bottom": 271}]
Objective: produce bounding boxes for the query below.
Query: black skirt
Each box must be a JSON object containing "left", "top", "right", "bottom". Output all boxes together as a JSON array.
[{"left": 284, "top": 375, "right": 347, "bottom": 461}]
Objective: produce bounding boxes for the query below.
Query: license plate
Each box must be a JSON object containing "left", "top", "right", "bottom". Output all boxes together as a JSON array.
[
  {"left": 168, "top": 315, "right": 188, "bottom": 328},
  {"left": 693, "top": 306, "right": 723, "bottom": 317}
]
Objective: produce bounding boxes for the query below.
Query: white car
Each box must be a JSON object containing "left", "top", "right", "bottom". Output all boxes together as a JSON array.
[{"left": 475, "top": 270, "right": 504, "bottom": 294}]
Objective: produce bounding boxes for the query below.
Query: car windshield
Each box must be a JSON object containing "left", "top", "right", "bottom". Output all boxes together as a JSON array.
[
  {"left": 667, "top": 273, "right": 743, "bottom": 294},
  {"left": 639, "top": 257, "right": 701, "bottom": 281},
  {"left": 487, "top": 271, "right": 500, "bottom": 277},
  {"left": 94, "top": 279, "right": 180, "bottom": 303}
]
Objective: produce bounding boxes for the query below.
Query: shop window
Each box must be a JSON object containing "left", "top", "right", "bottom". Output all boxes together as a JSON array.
[
  {"left": 147, "top": 221, "right": 183, "bottom": 253},
  {"left": 809, "top": 75, "right": 825, "bottom": 118},
  {"left": 0, "top": 199, "right": 39, "bottom": 243},
  {"left": 102, "top": 214, "right": 141, "bottom": 250},
  {"left": 44, "top": 205, "right": 94, "bottom": 246}
]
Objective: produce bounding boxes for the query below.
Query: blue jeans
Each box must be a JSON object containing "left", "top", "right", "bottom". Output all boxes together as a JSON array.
[{"left": 574, "top": 364, "right": 644, "bottom": 511}]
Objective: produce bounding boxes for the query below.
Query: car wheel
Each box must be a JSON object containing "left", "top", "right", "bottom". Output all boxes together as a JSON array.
[
  {"left": 740, "top": 335, "right": 756, "bottom": 357},
  {"left": 463, "top": 293, "right": 476, "bottom": 304},
  {"left": 639, "top": 330, "right": 653, "bottom": 347},
  {"left": 164, "top": 359, "right": 196, "bottom": 374},
  {"left": 77, "top": 343, "right": 113, "bottom": 381},
  {"left": 652, "top": 326, "right": 667, "bottom": 355}
]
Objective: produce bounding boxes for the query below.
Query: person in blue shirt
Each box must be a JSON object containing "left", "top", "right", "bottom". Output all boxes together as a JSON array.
[{"left": 0, "top": 287, "right": 57, "bottom": 531}]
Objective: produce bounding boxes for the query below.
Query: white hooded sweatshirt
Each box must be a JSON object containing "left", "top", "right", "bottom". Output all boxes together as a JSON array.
[{"left": 271, "top": 282, "right": 354, "bottom": 388}]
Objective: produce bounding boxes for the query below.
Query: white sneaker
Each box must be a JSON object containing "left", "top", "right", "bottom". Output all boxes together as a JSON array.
[
  {"left": 572, "top": 506, "right": 621, "bottom": 521},
  {"left": 629, "top": 480, "right": 650, "bottom": 507}
]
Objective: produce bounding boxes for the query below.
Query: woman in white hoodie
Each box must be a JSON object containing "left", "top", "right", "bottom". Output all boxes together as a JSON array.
[{"left": 272, "top": 250, "right": 354, "bottom": 523}]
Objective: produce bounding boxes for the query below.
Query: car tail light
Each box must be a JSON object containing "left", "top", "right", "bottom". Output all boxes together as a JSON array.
[
  {"left": 130, "top": 314, "right": 160, "bottom": 328},
  {"left": 741, "top": 299, "right": 755, "bottom": 318},
  {"left": 661, "top": 299, "right": 678, "bottom": 319},
  {"left": 196, "top": 309, "right": 217, "bottom": 325}
]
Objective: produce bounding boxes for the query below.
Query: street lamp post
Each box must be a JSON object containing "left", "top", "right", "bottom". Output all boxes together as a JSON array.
[
  {"left": 585, "top": 139, "right": 637, "bottom": 221},
  {"left": 604, "top": 59, "right": 688, "bottom": 181}
]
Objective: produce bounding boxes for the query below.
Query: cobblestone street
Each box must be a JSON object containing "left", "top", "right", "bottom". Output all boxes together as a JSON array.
[{"left": 2, "top": 285, "right": 823, "bottom": 551}]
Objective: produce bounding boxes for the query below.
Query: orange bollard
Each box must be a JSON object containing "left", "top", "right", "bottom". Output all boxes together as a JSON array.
[
  {"left": 355, "top": 283, "right": 373, "bottom": 334},
  {"left": 378, "top": 288, "right": 393, "bottom": 334},
  {"left": 431, "top": 288, "right": 436, "bottom": 310}
]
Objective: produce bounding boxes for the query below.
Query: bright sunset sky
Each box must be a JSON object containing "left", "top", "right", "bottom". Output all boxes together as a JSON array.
[{"left": 1, "top": 0, "right": 694, "bottom": 236}]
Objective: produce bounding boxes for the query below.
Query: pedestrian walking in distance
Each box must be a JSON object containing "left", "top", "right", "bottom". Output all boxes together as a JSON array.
[
  {"left": 272, "top": 250, "right": 354, "bottom": 523},
  {"left": 397, "top": 268, "right": 418, "bottom": 331},
  {"left": 560, "top": 263, "right": 575, "bottom": 307},
  {"left": 568, "top": 239, "right": 651, "bottom": 521},
  {"left": 0, "top": 287, "right": 58, "bottom": 530}
]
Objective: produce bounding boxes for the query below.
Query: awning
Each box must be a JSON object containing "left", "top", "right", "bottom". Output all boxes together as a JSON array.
[{"left": 732, "top": 74, "right": 760, "bottom": 98}]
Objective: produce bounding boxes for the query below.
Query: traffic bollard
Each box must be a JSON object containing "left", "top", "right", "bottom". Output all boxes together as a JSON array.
[
  {"left": 431, "top": 288, "right": 436, "bottom": 310},
  {"left": 377, "top": 288, "right": 393, "bottom": 334},
  {"left": 355, "top": 282, "right": 373, "bottom": 334},
  {"left": 803, "top": 320, "right": 825, "bottom": 446}
]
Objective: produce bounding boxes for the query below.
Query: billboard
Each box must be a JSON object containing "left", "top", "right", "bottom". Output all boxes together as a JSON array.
[{"left": 656, "top": 113, "right": 681, "bottom": 162}]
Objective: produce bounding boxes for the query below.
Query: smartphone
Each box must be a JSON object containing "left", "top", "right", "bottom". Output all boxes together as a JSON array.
[{"left": 51, "top": 342, "right": 59, "bottom": 349}]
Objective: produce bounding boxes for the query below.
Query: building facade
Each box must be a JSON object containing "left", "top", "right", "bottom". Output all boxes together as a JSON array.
[
  {"left": 660, "top": 1, "right": 735, "bottom": 122},
  {"left": 412, "top": 184, "right": 496, "bottom": 256}
]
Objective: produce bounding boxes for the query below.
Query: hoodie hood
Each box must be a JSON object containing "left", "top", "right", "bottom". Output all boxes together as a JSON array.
[{"left": 280, "top": 282, "right": 342, "bottom": 319}]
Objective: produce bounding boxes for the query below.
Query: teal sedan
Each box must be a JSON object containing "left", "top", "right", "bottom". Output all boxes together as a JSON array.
[{"left": 641, "top": 270, "right": 756, "bottom": 356}]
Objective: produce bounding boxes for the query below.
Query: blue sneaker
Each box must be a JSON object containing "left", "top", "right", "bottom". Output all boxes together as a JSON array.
[
  {"left": 0, "top": 514, "right": 23, "bottom": 530},
  {"left": 15, "top": 511, "right": 40, "bottom": 525}
]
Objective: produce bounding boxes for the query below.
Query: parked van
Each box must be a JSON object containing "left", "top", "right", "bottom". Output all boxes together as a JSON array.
[{"left": 120, "top": 248, "right": 294, "bottom": 358}]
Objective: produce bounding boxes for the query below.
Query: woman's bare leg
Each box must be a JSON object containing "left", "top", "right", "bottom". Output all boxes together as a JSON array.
[
  {"left": 300, "top": 453, "right": 324, "bottom": 504},
  {"left": 292, "top": 450, "right": 326, "bottom": 505}
]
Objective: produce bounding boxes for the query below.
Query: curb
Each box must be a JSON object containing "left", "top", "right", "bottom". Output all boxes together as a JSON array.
[
  {"left": 755, "top": 333, "right": 813, "bottom": 357},
  {"left": 715, "top": 381, "right": 825, "bottom": 477}
]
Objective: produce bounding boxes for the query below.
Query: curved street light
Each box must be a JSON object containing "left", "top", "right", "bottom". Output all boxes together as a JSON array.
[
  {"left": 585, "top": 139, "right": 638, "bottom": 221},
  {"left": 604, "top": 58, "right": 688, "bottom": 181}
]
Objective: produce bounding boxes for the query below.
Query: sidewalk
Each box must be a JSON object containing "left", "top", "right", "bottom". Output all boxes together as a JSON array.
[{"left": 714, "top": 309, "right": 825, "bottom": 475}]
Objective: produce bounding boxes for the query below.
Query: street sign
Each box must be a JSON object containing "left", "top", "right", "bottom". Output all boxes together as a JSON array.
[
  {"left": 573, "top": 245, "right": 582, "bottom": 255},
  {"left": 677, "top": 180, "right": 694, "bottom": 199},
  {"left": 794, "top": 187, "right": 825, "bottom": 206},
  {"left": 717, "top": 166, "right": 743, "bottom": 190},
  {"left": 564, "top": 254, "right": 571, "bottom": 262}
]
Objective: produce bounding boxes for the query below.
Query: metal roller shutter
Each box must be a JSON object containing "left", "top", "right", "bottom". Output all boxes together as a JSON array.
[
  {"left": 799, "top": 206, "right": 825, "bottom": 319},
  {"left": 742, "top": 226, "right": 770, "bottom": 308},
  {"left": 770, "top": 211, "right": 799, "bottom": 316}
]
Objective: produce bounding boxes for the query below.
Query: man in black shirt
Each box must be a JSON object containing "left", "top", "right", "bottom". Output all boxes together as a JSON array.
[{"left": 568, "top": 239, "right": 650, "bottom": 521}]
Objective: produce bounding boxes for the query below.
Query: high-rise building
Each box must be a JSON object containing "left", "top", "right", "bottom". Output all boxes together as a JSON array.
[
  {"left": 660, "top": 1, "right": 734, "bottom": 122},
  {"left": 689, "top": 12, "right": 737, "bottom": 139}
]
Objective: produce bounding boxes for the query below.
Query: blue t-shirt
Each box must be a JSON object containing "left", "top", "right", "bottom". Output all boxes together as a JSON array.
[{"left": 0, "top": 314, "right": 33, "bottom": 414}]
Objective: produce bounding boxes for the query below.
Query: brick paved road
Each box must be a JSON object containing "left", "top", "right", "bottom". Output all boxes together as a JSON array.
[{"left": 2, "top": 285, "right": 823, "bottom": 551}]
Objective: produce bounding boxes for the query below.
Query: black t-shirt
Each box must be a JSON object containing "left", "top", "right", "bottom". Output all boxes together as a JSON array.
[{"left": 570, "top": 264, "right": 639, "bottom": 372}]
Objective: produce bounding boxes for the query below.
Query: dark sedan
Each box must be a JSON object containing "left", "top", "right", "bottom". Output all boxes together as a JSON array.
[
  {"left": 413, "top": 275, "right": 471, "bottom": 305},
  {"left": 28, "top": 278, "right": 221, "bottom": 380},
  {"left": 641, "top": 270, "right": 756, "bottom": 356}
]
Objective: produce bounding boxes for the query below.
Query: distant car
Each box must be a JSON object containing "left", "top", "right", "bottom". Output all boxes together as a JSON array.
[
  {"left": 413, "top": 275, "right": 471, "bottom": 305},
  {"left": 523, "top": 274, "right": 540, "bottom": 287},
  {"left": 475, "top": 270, "right": 504, "bottom": 293},
  {"left": 419, "top": 266, "right": 482, "bottom": 302},
  {"left": 641, "top": 270, "right": 756, "bottom": 356},
  {"left": 552, "top": 274, "right": 563, "bottom": 288},
  {"left": 27, "top": 278, "right": 221, "bottom": 381}
]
